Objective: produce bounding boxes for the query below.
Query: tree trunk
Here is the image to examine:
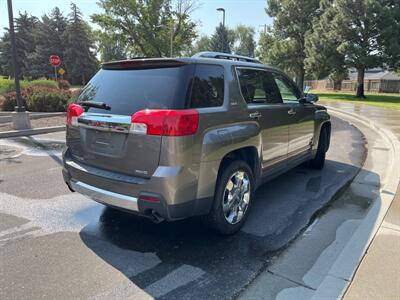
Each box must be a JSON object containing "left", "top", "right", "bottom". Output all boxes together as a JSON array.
[
  {"left": 295, "top": 69, "right": 305, "bottom": 91},
  {"left": 333, "top": 80, "right": 341, "bottom": 91},
  {"left": 356, "top": 67, "right": 366, "bottom": 98}
]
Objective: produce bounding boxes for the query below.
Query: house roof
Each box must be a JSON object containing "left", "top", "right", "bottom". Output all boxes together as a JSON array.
[{"left": 348, "top": 70, "right": 400, "bottom": 81}]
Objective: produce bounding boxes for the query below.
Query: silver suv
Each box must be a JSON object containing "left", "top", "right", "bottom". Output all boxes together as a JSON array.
[{"left": 62, "top": 52, "right": 331, "bottom": 234}]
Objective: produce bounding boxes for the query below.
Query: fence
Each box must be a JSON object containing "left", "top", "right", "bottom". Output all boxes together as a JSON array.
[{"left": 305, "top": 79, "right": 400, "bottom": 93}]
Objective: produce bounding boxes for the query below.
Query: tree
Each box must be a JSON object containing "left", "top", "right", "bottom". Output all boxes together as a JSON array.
[
  {"left": 95, "top": 30, "right": 127, "bottom": 62},
  {"left": 262, "top": 0, "right": 321, "bottom": 89},
  {"left": 28, "top": 7, "right": 68, "bottom": 78},
  {"left": 257, "top": 29, "right": 297, "bottom": 79},
  {"left": 0, "top": 32, "right": 12, "bottom": 77},
  {"left": 190, "top": 35, "right": 211, "bottom": 55},
  {"left": 316, "top": 0, "right": 400, "bottom": 98},
  {"left": 377, "top": 0, "right": 400, "bottom": 73},
  {"left": 0, "top": 12, "right": 38, "bottom": 78},
  {"left": 233, "top": 25, "right": 256, "bottom": 57},
  {"left": 305, "top": 0, "right": 347, "bottom": 89},
  {"left": 63, "top": 3, "right": 98, "bottom": 84},
  {"left": 209, "top": 24, "right": 234, "bottom": 53},
  {"left": 92, "top": 0, "right": 197, "bottom": 57}
]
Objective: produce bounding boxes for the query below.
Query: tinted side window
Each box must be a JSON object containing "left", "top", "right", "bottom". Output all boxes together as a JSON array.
[
  {"left": 236, "top": 68, "right": 282, "bottom": 104},
  {"left": 189, "top": 65, "right": 224, "bottom": 108},
  {"left": 273, "top": 73, "right": 301, "bottom": 103}
]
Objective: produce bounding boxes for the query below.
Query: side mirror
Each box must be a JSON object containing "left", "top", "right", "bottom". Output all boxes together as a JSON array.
[{"left": 305, "top": 93, "right": 318, "bottom": 103}]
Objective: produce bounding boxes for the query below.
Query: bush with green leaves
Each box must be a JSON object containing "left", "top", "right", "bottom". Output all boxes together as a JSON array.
[
  {"left": 1, "top": 86, "right": 72, "bottom": 112},
  {"left": 0, "top": 79, "right": 58, "bottom": 95}
]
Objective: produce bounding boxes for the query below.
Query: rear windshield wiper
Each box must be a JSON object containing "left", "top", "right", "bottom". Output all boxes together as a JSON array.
[{"left": 76, "top": 101, "right": 111, "bottom": 111}]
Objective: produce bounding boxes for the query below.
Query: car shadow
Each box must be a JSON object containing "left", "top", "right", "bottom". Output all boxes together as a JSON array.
[{"left": 79, "top": 160, "right": 379, "bottom": 299}]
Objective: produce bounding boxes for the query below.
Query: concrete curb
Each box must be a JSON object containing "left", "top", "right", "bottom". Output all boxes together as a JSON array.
[
  {"left": 310, "top": 107, "right": 400, "bottom": 299},
  {"left": 0, "top": 125, "right": 65, "bottom": 138},
  {"left": 0, "top": 112, "right": 65, "bottom": 124}
]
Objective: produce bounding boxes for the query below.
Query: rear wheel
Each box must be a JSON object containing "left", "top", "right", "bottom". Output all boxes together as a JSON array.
[
  {"left": 205, "top": 160, "right": 254, "bottom": 235},
  {"left": 308, "top": 127, "right": 328, "bottom": 170}
]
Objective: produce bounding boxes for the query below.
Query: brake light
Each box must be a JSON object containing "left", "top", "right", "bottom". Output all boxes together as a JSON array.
[
  {"left": 66, "top": 104, "right": 84, "bottom": 126},
  {"left": 131, "top": 109, "right": 199, "bottom": 136}
]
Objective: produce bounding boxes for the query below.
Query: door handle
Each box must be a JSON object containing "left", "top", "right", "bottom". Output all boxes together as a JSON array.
[
  {"left": 249, "top": 111, "right": 262, "bottom": 119},
  {"left": 287, "top": 109, "right": 296, "bottom": 115}
]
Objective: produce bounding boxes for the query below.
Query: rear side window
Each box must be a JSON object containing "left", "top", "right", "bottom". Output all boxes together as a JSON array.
[
  {"left": 236, "top": 68, "right": 282, "bottom": 104},
  {"left": 77, "top": 65, "right": 194, "bottom": 115},
  {"left": 189, "top": 65, "right": 224, "bottom": 108}
]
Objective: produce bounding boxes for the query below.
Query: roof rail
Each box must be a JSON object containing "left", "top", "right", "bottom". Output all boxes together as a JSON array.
[{"left": 192, "top": 51, "right": 261, "bottom": 64}]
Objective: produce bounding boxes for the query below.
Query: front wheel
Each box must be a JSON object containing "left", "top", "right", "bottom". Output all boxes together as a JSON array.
[
  {"left": 205, "top": 160, "right": 254, "bottom": 235},
  {"left": 308, "top": 127, "right": 328, "bottom": 170}
]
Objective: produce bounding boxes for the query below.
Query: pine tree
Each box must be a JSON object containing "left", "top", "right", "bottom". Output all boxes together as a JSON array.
[
  {"left": 0, "top": 12, "right": 37, "bottom": 78},
  {"left": 209, "top": 24, "right": 233, "bottom": 53},
  {"left": 28, "top": 7, "right": 68, "bottom": 78},
  {"left": 63, "top": 3, "right": 98, "bottom": 84},
  {"left": 309, "top": 0, "right": 400, "bottom": 98},
  {"left": 260, "top": 0, "right": 321, "bottom": 89},
  {"left": 305, "top": 0, "right": 347, "bottom": 88}
]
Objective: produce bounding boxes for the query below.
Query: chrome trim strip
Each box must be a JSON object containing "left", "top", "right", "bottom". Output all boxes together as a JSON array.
[
  {"left": 77, "top": 113, "right": 132, "bottom": 133},
  {"left": 71, "top": 180, "right": 138, "bottom": 211}
]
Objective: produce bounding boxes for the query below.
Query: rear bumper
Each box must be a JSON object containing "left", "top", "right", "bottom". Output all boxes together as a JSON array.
[
  {"left": 62, "top": 149, "right": 213, "bottom": 220},
  {"left": 70, "top": 180, "right": 139, "bottom": 211}
]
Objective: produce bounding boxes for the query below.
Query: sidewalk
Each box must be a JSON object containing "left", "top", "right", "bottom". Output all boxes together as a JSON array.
[
  {"left": 239, "top": 101, "right": 400, "bottom": 300},
  {"left": 323, "top": 102, "right": 400, "bottom": 300},
  {"left": 345, "top": 186, "right": 400, "bottom": 299}
]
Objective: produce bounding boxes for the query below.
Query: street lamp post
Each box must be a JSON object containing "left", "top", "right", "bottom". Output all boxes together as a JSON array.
[
  {"left": 7, "top": 0, "right": 31, "bottom": 129},
  {"left": 217, "top": 8, "right": 225, "bottom": 28},
  {"left": 170, "top": 25, "right": 176, "bottom": 57}
]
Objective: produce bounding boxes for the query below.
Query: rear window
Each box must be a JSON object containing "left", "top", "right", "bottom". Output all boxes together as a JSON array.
[
  {"left": 77, "top": 65, "right": 194, "bottom": 115},
  {"left": 189, "top": 65, "right": 224, "bottom": 108}
]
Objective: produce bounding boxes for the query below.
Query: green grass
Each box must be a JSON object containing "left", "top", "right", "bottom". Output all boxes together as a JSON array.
[
  {"left": 315, "top": 90, "right": 400, "bottom": 110},
  {"left": 0, "top": 78, "right": 58, "bottom": 95}
]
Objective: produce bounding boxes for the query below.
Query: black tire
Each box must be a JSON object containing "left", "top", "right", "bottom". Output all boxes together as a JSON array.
[
  {"left": 205, "top": 160, "right": 254, "bottom": 235},
  {"left": 308, "top": 127, "right": 328, "bottom": 170}
]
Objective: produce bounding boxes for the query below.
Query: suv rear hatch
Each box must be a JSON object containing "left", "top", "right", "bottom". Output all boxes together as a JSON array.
[{"left": 66, "top": 59, "right": 195, "bottom": 178}]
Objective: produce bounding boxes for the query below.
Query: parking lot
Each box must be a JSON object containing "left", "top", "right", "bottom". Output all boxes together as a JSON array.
[{"left": 0, "top": 116, "right": 367, "bottom": 299}]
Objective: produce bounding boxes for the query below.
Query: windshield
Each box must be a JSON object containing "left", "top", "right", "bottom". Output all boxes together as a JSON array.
[{"left": 77, "top": 65, "right": 195, "bottom": 115}]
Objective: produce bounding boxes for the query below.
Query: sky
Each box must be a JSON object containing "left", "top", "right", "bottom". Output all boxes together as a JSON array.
[{"left": 0, "top": 0, "right": 273, "bottom": 40}]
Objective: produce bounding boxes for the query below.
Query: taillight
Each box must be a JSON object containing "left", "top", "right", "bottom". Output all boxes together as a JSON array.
[
  {"left": 66, "top": 104, "right": 84, "bottom": 126},
  {"left": 131, "top": 109, "right": 199, "bottom": 136}
]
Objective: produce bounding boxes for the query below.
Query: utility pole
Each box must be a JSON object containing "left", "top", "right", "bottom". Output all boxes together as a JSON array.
[
  {"left": 7, "top": 0, "right": 31, "bottom": 129},
  {"left": 259, "top": 24, "right": 267, "bottom": 35}
]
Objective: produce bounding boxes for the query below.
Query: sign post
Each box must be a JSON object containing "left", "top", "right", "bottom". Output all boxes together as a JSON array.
[{"left": 49, "top": 55, "right": 61, "bottom": 80}]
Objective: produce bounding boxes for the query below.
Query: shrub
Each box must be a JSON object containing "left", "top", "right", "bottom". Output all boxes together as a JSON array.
[
  {"left": 28, "top": 79, "right": 58, "bottom": 89},
  {"left": 0, "top": 79, "right": 58, "bottom": 95},
  {"left": 1, "top": 86, "right": 72, "bottom": 112},
  {"left": 1, "top": 90, "right": 28, "bottom": 111},
  {"left": 58, "top": 79, "right": 71, "bottom": 90},
  {"left": 26, "top": 86, "right": 71, "bottom": 112}
]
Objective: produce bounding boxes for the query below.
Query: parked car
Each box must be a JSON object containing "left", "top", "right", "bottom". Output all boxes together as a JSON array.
[{"left": 62, "top": 52, "right": 331, "bottom": 234}]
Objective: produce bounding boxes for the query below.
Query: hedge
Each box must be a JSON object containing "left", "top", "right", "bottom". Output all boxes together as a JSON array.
[
  {"left": 0, "top": 79, "right": 58, "bottom": 95},
  {"left": 1, "top": 86, "right": 73, "bottom": 112}
]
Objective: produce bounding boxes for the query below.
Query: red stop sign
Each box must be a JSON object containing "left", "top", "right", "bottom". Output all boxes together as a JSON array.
[{"left": 49, "top": 55, "right": 61, "bottom": 67}]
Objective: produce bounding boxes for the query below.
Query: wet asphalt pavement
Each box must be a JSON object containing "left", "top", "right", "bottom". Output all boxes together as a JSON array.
[{"left": 0, "top": 116, "right": 365, "bottom": 300}]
